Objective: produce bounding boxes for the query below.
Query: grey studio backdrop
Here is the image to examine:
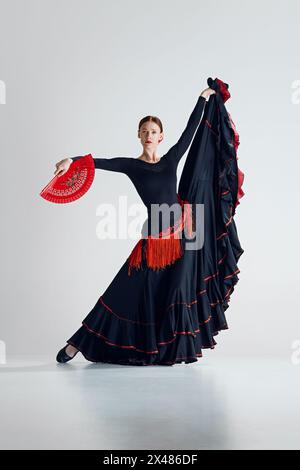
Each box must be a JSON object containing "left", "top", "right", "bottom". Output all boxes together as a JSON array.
[{"left": 0, "top": 0, "right": 299, "bottom": 362}]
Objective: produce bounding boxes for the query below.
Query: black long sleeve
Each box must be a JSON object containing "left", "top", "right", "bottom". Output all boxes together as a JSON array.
[
  {"left": 164, "top": 95, "right": 207, "bottom": 165},
  {"left": 71, "top": 156, "right": 132, "bottom": 175}
]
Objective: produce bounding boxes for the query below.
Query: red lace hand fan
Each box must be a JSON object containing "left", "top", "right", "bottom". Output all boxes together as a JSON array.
[{"left": 40, "top": 154, "right": 95, "bottom": 203}]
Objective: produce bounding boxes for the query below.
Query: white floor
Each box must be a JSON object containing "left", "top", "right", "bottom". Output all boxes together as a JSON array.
[{"left": 0, "top": 354, "right": 299, "bottom": 450}]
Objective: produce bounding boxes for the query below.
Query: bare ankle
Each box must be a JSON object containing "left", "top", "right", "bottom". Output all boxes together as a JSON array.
[{"left": 66, "top": 344, "right": 78, "bottom": 357}]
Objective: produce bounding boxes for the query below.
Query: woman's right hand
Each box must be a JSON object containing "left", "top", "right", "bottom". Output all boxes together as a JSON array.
[
  {"left": 54, "top": 158, "right": 72, "bottom": 177},
  {"left": 200, "top": 87, "right": 216, "bottom": 100}
]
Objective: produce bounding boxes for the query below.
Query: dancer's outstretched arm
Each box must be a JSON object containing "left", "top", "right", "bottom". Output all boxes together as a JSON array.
[
  {"left": 70, "top": 156, "right": 132, "bottom": 174},
  {"left": 165, "top": 88, "right": 215, "bottom": 166},
  {"left": 54, "top": 156, "right": 132, "bottom": 177}
]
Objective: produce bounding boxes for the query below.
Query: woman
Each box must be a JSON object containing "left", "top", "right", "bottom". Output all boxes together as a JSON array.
[{"left": 55, "top": 83, "right": 240, "bottom": 366}]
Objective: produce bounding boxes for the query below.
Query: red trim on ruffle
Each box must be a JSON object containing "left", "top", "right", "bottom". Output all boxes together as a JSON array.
[
  {"left": 95, "top": 263, "right": 241, "bottom": 329},
  {"left": 161, "top": 353, "right": 204, "bottom": 364},
  {"left": 82, "top": 321, "right": 159, "bottom": 354},
  {"left": 81, "top": 315, "right": 223, "bottom": 354},
  {"left": 205, "top": 119, "right": 218, "bottom": 136},
  {"left": 216, "top": 206, "right": 234, "bottom": 240},
  {"left": 217, "top": 253, "right": 227, "bottom": 265},
  {"left": 99, "top": 296, "right": 156, "bottom": 326},
  {"left": 227, "top": 111, "right": 245, "bottom": 208},
  {"left": 67, "top": 338, "right": 204, "bottom": 364}
]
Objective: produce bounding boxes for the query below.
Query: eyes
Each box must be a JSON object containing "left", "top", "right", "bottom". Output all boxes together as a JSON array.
[{"left": 142, "top": 130, "right": 157, "bottom": 133}]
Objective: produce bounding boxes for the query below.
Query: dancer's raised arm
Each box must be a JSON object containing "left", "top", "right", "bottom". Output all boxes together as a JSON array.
[{"left": 165, "top": 88, "right": 215, "bottom": 165}]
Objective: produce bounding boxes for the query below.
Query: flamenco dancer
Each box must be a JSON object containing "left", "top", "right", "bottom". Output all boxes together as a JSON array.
[{"left": 55, "top": 77, "right": 244, "bottom": 366}]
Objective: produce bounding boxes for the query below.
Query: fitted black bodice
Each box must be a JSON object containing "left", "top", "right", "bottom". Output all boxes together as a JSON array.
[{"left": 72, "top": 95, "right": 207, "bottom": 235}]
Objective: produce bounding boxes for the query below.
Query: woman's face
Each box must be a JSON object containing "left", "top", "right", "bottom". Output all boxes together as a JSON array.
[{"left": 138, "top": 121, "right": 163, "bottom": 149}]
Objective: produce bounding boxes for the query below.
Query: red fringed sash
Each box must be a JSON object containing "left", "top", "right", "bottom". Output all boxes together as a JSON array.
[{"left": 127, "top": 194, "right": 193, "bottom": 276}]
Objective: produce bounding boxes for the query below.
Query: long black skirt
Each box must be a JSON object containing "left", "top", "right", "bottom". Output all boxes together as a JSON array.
[
  {"left": 66, "top": 186, "right": 243, "bottom": 366},
  {"left": 66, "top": 91, "right": 244, "bottom": 366}
]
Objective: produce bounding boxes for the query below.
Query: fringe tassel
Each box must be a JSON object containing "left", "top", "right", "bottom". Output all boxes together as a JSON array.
[
  {"left": 127, "top": 239, "right": 143, "bottom": 276},
  {"left": 127, "top": 193, "right": 193, "bottom": 276},
  {"left": 146, "top": 234, "right": 184, "bottom": 271}
]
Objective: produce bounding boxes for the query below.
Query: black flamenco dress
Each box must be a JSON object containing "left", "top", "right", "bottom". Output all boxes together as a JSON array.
[{"left": 66, "top": 78, "right": 245, "bottom": 366}]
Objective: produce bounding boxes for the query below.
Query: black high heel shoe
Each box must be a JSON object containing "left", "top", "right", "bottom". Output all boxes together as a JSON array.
[{"left": 56, "top": 344, "right": 79, "bottom": 363}]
